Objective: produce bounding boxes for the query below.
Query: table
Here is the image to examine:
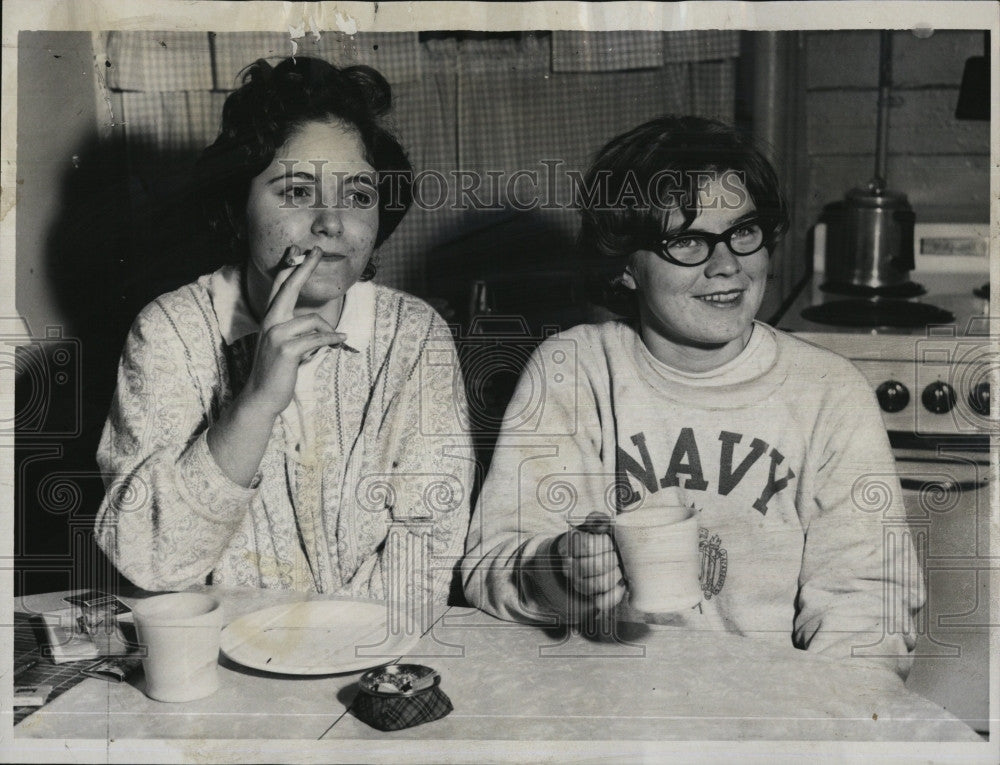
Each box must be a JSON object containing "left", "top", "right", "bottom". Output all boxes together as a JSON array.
[{"left": 8, "top": 588, "right": 990, "bottom": 762}]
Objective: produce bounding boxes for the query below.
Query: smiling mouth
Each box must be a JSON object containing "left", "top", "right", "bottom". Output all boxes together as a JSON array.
[{"left": 695, "top": 289, "right": 744, "bottom": 305}]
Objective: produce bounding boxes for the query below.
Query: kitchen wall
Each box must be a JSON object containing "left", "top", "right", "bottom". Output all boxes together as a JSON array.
[
  {"left": 15, "top": 31, "right": 100, "bottom": 342},
  {"left": 804, "top": 30, "right": 990, "bottom": 228},
  {"left": 14, "top": 31, "right": 126, "bottom": 597}
]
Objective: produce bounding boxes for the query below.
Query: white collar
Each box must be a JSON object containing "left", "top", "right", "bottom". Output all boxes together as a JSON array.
[
  {"left": 635, "top": 321, "right": 777, "bottom": 387},
  {"left": 206, "top": 264, "right": 374, "bottom": 353}
]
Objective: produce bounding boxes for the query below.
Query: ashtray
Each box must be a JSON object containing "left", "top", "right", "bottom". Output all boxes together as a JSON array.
[{"left": 352, "top": 664, "right": 453, "bottom": 731}]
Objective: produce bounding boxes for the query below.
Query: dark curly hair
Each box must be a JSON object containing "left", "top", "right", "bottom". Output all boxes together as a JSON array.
[
  {"left": 195, "top": 56, "right": 413, "bottom": 278},
  {"left": 578, "top": 115, "right": 789, "bottom": 315}
]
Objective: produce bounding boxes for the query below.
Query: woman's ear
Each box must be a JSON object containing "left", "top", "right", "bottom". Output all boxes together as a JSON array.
[{"left": 619, "top": 264, "right": 637, "bottom": 291}]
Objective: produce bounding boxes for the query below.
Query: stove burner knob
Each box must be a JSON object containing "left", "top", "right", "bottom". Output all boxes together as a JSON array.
[
  {"left": 968, "top": 381, "right": 990, "bottom": 416},
  {"left": 876, "top": 380, "right": 910, "bottom": 413},
  {"left": 922, "top": 381, "right": 957, "bottom": 414}
]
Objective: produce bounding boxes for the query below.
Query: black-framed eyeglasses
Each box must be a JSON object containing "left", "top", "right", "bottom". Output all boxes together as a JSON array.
[{"left": 653, "top": 218, "right": 769, "bottom": 267}]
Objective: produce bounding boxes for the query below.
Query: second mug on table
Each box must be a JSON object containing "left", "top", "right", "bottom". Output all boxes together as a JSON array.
[{"left": 614, "top": 504, "right": 702, "bottom": 614}]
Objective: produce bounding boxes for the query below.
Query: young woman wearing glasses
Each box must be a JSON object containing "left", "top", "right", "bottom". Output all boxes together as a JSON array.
[{"left": 462, "top": 116, "right": 923, "bottom": 679}]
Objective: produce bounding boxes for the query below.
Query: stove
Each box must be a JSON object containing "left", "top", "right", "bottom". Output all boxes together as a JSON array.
[
  {"left": 774, "top": 221, "right": 993, "bottom": 733},
  {"left": 775, "top": 222, "right": 992, "bottom": 441}
]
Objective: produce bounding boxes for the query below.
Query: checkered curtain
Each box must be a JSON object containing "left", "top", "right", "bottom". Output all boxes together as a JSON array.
[{"left": 102, "top": 30, "right": 740, "bottom": 300}]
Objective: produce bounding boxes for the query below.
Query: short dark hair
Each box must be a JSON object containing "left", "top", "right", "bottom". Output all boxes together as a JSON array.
[
  {"left": 195, "top": 57, "right": 413, "bottom": 275},
  {"left": 578, "top": 115, "right": 789, "bottom": 314}
]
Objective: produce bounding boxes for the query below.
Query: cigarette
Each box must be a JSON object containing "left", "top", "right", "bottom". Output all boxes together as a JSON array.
[{"left": 285, "top": 248, "right": 305, "bottom": 267}]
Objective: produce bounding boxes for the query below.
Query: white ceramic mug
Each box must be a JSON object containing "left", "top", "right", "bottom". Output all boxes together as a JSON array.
[
  {"left": 131, "top": 592, "right": 222, "bottom": 703},
  {"left": 614, "top": 504, "right": 702, "bottom": 613}
]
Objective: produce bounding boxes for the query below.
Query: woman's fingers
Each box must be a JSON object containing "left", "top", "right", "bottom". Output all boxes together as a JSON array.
[
  {"left": 568, "top": 543, "right": 618, "bottom": 578},
  {"left": 265, "top": 246, "right": 323, "bottom": 326},
  {"left": 571, "top": 565, "right": 623, "bottom": 597},
  {"left": 283, "top": 331, "right": 347, "bottom": 360},
  {"left": 567, "top": 525, "right": 616, "bottom": 558},
  {"left": 555, "top": 527, "right": 627, "bottom": 620},
  {"left": 263, "top": 315, "right": 345, "bottom": 362},
  {"left": 265, "top": 245, "right": 300, "bottom": 305},
  {"left": 568, "top": 543, "right": 622, "bottom": 594},
  {"left": 263, "top": 312, "right": 340, "bottom": 343},
  {"left": 558, "top": 527, "right": 623, "bottom": 597},
  {"left": 564, "top": 575, "right": 626, "bottom": 619}
]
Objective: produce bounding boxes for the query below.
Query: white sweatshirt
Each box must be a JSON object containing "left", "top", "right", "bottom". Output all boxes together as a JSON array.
[{"left": 462, "top": 320, "right": 924, "bottom": 678}]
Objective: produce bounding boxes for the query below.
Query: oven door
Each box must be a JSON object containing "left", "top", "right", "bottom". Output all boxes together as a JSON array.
[{"left": 895, "top": 451, "right": 991, "bottom": 735}]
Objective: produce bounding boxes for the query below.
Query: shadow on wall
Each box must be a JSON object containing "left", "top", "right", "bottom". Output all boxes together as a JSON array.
[{"left": 15, "top": 131, "right": 213, "bottom": 596}]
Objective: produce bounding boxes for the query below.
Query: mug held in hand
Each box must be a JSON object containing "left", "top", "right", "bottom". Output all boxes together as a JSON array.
[{"left": 614, "top": 504, "right": 702, "bottom": 613}]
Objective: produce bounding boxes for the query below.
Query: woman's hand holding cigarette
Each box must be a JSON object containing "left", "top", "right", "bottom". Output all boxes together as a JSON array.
[
  {"left": 206, "top": 245, "right": 345, "bottom": 486},
  {"left": 241, "top": 245, "right": 346, "bottom": 417}
]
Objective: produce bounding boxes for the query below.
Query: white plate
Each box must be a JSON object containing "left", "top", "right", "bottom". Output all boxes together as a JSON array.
[{"left": 220, "top": 600, "right": 421, "bottom": 675}]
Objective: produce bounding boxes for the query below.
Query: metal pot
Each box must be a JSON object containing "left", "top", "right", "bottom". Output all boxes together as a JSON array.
[
  {"left": 824, "top": 183, "right": 915, "bottom": 290},
  {"left": 821, "top": 31, "right": 918, "bottom": 293}
]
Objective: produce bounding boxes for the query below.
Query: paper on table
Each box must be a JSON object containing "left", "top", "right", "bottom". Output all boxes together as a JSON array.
[
  {"left": 13, "top": 684, "right": 53, "bottom": 706},
  {"left": 37, "top": 606, "right": 133, "bottom": 664}
]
